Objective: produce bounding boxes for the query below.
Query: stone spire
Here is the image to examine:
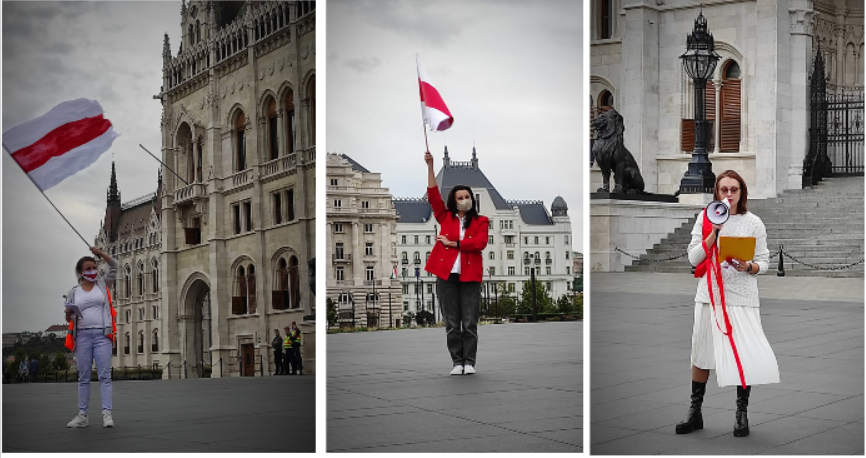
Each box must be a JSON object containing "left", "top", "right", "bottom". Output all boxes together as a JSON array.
[
  {"left": 105, "top": 161, "right": 122, "bottom": 242},
  {"left": 163, "top": 33, "right": 171, "bottom": 63},
  {"left": 471, "top": 145, "right": 478, "bottom": 169},
  {"left": 107, "top": 161, "right": 121, "bottom": 205},
  {"left": 181, "top": 0, "right": 187, "bottom": 16},
  {"left": 443, "top": 145, "right": 450, "bottom": 168}
]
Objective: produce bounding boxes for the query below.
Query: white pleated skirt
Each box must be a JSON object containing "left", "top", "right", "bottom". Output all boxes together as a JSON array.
[{"left": 691, "top": 302, "right": 780, "bottom": 388}]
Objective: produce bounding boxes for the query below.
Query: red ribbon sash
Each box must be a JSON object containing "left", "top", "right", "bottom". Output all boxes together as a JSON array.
[{"left": 700, "top": 219, "right": 747, "bottom": 389}]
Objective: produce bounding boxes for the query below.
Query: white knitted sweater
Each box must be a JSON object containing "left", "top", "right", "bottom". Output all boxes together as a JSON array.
[{"left": 688, "top": 211, "right": 770, "bottom": 307}]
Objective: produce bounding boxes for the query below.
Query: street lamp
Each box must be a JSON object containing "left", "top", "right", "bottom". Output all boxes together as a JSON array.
[{"left": 678, "top": 7, "right": 721, "bottom": 195}]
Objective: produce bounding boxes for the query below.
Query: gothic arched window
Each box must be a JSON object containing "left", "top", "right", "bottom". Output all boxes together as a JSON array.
[
  {"left": 286, "top": 89, "right": 295, "bottom": 153},
  {"left": 235, "top": 111, "right": 247, "bottom": 171}
]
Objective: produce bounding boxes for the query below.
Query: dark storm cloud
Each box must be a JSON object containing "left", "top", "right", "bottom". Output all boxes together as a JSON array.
[{"left": 3, "top": 1, "right": 179, "bottom": 334}]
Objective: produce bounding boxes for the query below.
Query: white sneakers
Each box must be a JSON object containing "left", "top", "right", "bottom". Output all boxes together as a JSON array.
[
  {"left": 66, "top": 411, "right": 114, "bottom": 428},
  {"left": 66, "top": 413, "right": 89, "bottom": 428},
  {"left": 450, "top": 365, "right": 477, "bottom": 375},
  {"left": 102, "top": 410, "right": 114, "bottom": 428}
]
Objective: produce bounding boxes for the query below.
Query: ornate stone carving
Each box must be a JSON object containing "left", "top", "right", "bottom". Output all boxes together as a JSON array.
[{"left": 789, "top": 8, "right": 816, "bottom": 35}]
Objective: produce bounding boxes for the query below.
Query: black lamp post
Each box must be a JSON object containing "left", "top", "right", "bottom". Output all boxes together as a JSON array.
[{"left": 678, "top": 8, "right": 721, "bottom": 195}]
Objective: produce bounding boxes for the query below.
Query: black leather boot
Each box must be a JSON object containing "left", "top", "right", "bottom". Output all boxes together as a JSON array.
[
  {"left": 675, "top": 381, "right": 706, "bottom": 434},
  {"left": 733, "top": 385, "right": 751, "bottom": 437}
]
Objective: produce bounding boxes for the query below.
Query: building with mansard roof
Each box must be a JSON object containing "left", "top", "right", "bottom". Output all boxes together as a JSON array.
[
  {"left": 94, "top": 0, "right": 316, "bottom": 377},
  {"left": 393, "top": 147, "right": 574, "bottom": 319}
]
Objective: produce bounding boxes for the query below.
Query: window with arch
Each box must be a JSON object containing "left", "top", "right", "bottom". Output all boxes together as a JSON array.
[
  {"left": 401, "top": 252, "right": 408, "bottom": 264},
  {"left": 124, "top": 265, "right": 131, "bottom": 298},
  {"left": 153, "top": 305, "right": 159, "bottom": 320},
  {"left": 125, "top": 309, "right": 131, "bottom": 324},
  {"left": 138, "top": 331, "right": 145, "bottom": 354},
  {"left": 124, "top": 333, "right": 131, "bottom": 355},
  {"left": 682, "top": 59, "right": 742, "bottom": 153},
  {"left": 152, "top": 259, "right": 160, "bottom": 293},
  {"left": 598, "top": 90, "right": 614, "bottom": 113},
  {"left": 286, "top": 89, "right": 295, "bottom": 153},
  {"left": 273, "top": 255, "right": 301, "bottom": 310},
  {"left": 267, "top": 97, "right": 279, "bottom": 160},
  {"left": 489, "top": 251, "right": 495, "bottom": 260},
  {"left": 152, "top": 329, "right": 159, "bottom": 352},
  {"left": 235, "top": 111, "right": 247, "bottom": 171},
  {"left": 188, "top": 24, "right": 194, "bottom": 45},
  {"left": 137, "top": 263, "right": 144, "bottom": 296},
  {"left": 413, "top": 252, "right": 421, "bottom": 263},
  {"left": 232, "top": 262, "right": 257, "bottom": 315},
  {"left": 195, "top": 20, "right": 201, "bottom": 43},
  {"left": 307, "top": 76, "right": 316, "bottom": 145}
]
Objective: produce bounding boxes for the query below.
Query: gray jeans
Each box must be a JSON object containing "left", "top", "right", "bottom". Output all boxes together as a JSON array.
[
  {"left": 437, "top": 273, "right": 480, "bottom": 366},
  {"left": 75, "top": 328, "right": 113, "bottom": 412}
]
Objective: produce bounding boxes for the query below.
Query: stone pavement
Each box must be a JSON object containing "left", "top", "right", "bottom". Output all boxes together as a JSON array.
[
  {"left": 2, "top": 376, "right": 315, "bottom": 452},
  {"left": 327, "top": 322, "right": 582, "bottom": 452},
  {"left": 591, "top": 272, "right": 863, "bottom": 455}
]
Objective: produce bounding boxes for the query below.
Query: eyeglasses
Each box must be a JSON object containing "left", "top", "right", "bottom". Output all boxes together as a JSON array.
[{"left": 719, "top": 187, "right": 740, "bottom": 195}]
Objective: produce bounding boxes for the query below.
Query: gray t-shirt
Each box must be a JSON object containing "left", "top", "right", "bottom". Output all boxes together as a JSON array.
[{"left": 76, "top": 284, "right": 105, "bottom": 329}]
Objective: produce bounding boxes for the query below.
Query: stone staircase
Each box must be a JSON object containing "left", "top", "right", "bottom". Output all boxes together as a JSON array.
[{"left": 625, "top": 177, "right": 865, "bottom": 278}]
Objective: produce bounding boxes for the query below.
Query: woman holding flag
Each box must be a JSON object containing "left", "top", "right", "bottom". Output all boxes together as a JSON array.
[
  {"left": 64, "top": 246, "right": 119, "bottom": 428},
  {"left": 423, "top": 152, "right": 489, "bottom": 376},
  {"left": 677, "top": 170, "right": 778, "bottom": 437}
]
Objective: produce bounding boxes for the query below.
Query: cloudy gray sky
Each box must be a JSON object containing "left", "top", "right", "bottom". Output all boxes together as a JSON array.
[
  {"left": 3, "top": 1, "right": 180, "bottom": 333},
  {"left": 327, "top": 0, "right": 584, "bottom": 254}
]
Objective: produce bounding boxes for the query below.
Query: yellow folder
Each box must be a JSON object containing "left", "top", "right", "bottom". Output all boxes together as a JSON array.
[{"left": 718, "top": 236, "right": 756, "bottom": 263}]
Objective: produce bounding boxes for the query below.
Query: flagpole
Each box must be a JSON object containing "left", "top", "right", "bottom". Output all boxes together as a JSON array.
[
  {"left": 139, "top": 144, "right": 189, "bottom": 186},
  {"left": 422, "top": 124, "right": 429, "bottom": 152},
  {"left": 2, "top": 146, "right": 93, "bottom": 250}
]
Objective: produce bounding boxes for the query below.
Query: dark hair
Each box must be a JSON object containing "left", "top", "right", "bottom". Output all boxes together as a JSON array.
[
  {"left": 446, "top": 185, "right": 479, "bottom": 229},
  {"left": 714, "top": 170, "right": 748, "bottom": 214},
  {"left": 75, "top": 256, "right": 98, "bottom": 283}
]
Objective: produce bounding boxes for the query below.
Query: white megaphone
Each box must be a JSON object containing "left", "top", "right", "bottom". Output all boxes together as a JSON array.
[{"left": 706, "top": 198, "right": 730, "bottom": 225}]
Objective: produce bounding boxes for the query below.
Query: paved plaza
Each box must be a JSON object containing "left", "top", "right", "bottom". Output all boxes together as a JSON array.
[
  {"left": 327, "top": 322, "right": 582, "bottom": 452},
  {"left": 591, "top": 272, "right": 864, "bottom": 455},
  {"left": 2, "top": 375, "right": 315, "bottom": 453}
]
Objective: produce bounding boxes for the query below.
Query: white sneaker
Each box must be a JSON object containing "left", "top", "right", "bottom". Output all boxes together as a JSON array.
[
  {"left": 67, "top": 413, "right": 89, "bottom": 428},
  {"left": 102, "top": 410, "right": 114, "bottom": 428},
  {"left": 464, "top": 365, "right": 476, "bottom": 375},
  {"left": 450, "top": 365, "right": 464, "bottom": 376}
]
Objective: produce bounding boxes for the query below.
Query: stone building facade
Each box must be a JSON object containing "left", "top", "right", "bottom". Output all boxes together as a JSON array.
[
  {"left": 97, "top": 0, "right": 316, "bottom": 377},
  {"left": 394, "top": 148, "right": 574, "bottom": 318},
  {"left": 590, "top": 0, "right": 863, "bottom": 197},
  {"left": 325, "top": 153, "right": 403, "bottom": 328}
]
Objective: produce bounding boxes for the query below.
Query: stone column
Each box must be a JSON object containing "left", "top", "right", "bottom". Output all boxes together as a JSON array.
[
  {"left": 787, "top": 3, "right": 815, "bottom": 190},
  {"left": 712, "top": 79, "right": 722, "bottom": 154},
  {"left": 835, "top": 14, "right": 845, "bottom": 87},
  {"left": 619, "top": 0, "right": 660, "bottom": 192}
]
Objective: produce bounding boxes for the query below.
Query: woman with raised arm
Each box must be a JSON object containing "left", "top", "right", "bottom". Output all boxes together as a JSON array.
[
  {"left": 423, "top": 151, "right": 490, "bottom": 375},
  {"left": 676, "top": 170, "right": 778, "bottom": 438},
  {"left": 64, "top": 246, "right": 119, "bottom": 428}
]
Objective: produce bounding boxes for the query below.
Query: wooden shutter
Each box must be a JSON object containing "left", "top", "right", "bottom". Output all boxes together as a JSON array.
[
  {"left": 681, "top": 119, "right": 695, "bottom": 151},
  {"left": 720, "top": 80, "right": 741, "bottom": 152},
  {"left": 232, "top": 297, "right": 243, "bottom": 315},
  {"left": 705, "top": 81, "right": 716, "bottom": 120}
]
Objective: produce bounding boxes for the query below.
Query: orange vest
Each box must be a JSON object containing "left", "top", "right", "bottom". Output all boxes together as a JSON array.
[{"left": 64, "top": 289, "right": 117, "bottom": 351}]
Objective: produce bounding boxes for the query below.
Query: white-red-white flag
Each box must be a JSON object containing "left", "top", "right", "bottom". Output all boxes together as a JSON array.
[
  {"left": 3, "top": 99, "right": 119, "bottom": 191},
  {"left": 416, "top": 56, "right": 454, "bottom": 132}
]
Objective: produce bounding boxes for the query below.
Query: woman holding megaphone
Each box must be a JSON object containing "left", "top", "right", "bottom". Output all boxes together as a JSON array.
[{"left": 676, "top": 170, "right": 778, "bottom": 438}]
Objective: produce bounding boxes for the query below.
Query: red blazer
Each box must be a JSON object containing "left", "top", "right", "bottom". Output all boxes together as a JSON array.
[{"left": 424, "top": 185, "right": 490, "bottom": 282}]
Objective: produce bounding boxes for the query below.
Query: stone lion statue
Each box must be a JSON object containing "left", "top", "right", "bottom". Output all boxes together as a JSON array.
[{"left": 592, "top": 109, "right": 645, "bottom": 194}]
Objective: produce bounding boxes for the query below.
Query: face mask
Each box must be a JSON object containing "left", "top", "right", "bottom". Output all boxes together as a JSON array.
[
  {"left": 81, "top": 269, "right": 98, "bottom": 282},
  {"left": 456, "top": 199, "right": 472, "bottom": 212}
]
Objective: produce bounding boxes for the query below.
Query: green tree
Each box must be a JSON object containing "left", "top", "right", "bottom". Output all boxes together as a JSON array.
[
  {"left": 403, "top": 311, "right": 416, "bottom": 327},
  {"left": 53, "top": 351, "right": 71, "bottom": 371},
  {"left": 556, "top": 295, "right": 573, "bottom": 315},
  {"left": 574, "top": 294, "right": 584, "bottom": 320},
  {"left": 518, "top": 280, "right": 552, "bottom": 317},
  {"left": 326, "top": 297, "right": 338, "bottom": 328}
]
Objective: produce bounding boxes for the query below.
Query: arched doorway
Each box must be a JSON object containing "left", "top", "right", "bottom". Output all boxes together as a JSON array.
[{"left": 180, "top": 277, "right": 212, "bottom": 378}]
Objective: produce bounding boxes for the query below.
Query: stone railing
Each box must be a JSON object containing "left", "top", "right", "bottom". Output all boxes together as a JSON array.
[
  {"left": 174, "top": 183, "right": 207, "bottom": 205},
  {"left": 261, "top": 153, "right": 295, "bottom": 180},
  {"left": 225, "top": 168, "right": 254, "bottom": 193}
]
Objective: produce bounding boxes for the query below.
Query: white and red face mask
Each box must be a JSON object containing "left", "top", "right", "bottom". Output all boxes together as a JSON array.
[{"left": 81, "top": 269, "right": 98, "bottom": 283}]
